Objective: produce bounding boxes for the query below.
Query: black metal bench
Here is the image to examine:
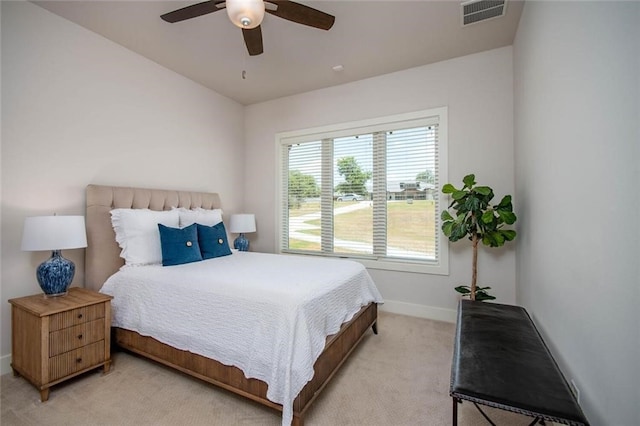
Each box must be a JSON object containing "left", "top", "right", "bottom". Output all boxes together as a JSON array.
[{"left": 450, "top": 300, "right": 589, "bottom": 425}]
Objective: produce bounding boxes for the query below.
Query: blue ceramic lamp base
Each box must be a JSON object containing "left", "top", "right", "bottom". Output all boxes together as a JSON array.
[
  {"left": 233, "top": 234, "right": 250, "bottom": 252},
  {"left": 36, "top": 250, "right": 75, "bottom": 297}
]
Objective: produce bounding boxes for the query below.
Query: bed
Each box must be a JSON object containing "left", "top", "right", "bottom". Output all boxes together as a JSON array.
[{"left": 84, "top": 184, "right": 382, "bottom": 426}]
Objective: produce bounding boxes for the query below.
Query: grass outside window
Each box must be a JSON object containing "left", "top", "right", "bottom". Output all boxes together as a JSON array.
[{"left": 288, "top": 200, "right": 436, "bottom": 256}]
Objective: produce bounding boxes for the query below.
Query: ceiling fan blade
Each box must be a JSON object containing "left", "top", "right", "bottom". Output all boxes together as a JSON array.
[
  {"left": 161, "top": 0, "right": 225, "bottom": 23},
  {"left": 242, "top": 27, "right": 264, "bottom": 56},
  {"left": 266, "top": 1, "right": 335, "bottom": 30}
]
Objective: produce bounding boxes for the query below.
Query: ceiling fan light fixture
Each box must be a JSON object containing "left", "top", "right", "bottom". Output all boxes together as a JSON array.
[{"left": 226, "top": 0, "right": 265, "bottom": 29}]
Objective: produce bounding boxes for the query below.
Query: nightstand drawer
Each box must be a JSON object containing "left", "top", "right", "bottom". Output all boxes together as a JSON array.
[
  {"left": 49, "top": 340, "right": 105, "bottom": 382},
  {"left": 49, "top": 319, "right": 105, "bottom": 357},
  {"left": 49, "top": 303, "right": 105, "bottom": 331}
]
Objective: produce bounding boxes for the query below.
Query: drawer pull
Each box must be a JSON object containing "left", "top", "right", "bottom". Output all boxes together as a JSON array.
[
  {"left": 77, "top": 314, "right": 83, "bottom": 319},
  {"left": 76, "top": 357, "right": 83, "bottom": 364},
  {"left": 77, "top": 334, "right": 83, "bottom": 340}
]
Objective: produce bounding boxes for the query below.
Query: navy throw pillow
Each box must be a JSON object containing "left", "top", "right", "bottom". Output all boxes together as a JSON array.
[
  {"left": 197, "top": 222, "right": 232, "bottom": 259},
  {"left": 158, "top": 223, "right": 203, "bottom": 266}
]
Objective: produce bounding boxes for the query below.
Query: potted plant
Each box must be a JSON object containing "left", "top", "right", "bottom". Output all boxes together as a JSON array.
[{"left": 441, "top": 174, "right": 517, "bottom": 301}]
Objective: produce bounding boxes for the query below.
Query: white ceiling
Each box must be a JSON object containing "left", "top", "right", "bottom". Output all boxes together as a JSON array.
[{"left": 33, "top": 0, "right": 524, "bottom": 105}]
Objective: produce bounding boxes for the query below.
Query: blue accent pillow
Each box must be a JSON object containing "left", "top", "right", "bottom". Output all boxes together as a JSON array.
[
  {"left": 158, "top": 223, "right": 203, "bottom": 266},
  {"left": 197, "top": 222, "right": 232, "bottom": 259}
]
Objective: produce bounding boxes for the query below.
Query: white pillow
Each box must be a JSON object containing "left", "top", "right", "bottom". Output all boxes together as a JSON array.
[
  {"left": 175, "top": 207, "right": 223, "bottom": 227},
  {"left": 110, "top": 208, "right": 180, "bottom": 266}
]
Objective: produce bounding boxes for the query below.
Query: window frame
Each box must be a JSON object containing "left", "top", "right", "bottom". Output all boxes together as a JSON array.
[{"left": 274, "top": 107, "right": 449, "bottom": 275}]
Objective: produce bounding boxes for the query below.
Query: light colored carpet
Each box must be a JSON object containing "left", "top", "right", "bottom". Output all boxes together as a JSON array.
[{"left": 2, "top": 312, "right": 535, "bottom": 425}]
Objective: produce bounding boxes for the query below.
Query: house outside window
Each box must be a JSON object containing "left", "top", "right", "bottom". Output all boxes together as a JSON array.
[{"left": 276, "top": 107, "right": 448, "bottom": 275}]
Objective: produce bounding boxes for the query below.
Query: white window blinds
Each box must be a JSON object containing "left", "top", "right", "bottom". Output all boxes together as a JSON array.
[{"left": 277, "top": 107, "right": 448, "bottom": 274}]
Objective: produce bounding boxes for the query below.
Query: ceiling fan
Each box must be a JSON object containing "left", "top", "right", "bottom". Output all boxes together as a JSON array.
[{"left": 161, "top": 0, "right": 335, "bottom": 56}]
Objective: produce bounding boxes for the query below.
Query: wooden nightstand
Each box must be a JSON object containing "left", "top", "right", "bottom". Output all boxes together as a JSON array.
[{"left": 9, "top": 287, "right": 112, "bottom": 402}]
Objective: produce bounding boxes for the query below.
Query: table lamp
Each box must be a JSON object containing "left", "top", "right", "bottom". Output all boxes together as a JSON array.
[
  {"left": 229, "top": 214, "right": 256, "bottom": 252},
  {"left": 21, "top": 215, "right": 88, "bottom": 297}
]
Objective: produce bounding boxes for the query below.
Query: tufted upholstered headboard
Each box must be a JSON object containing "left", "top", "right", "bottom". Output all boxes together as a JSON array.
[{"left": 85, "top": 184, "right": 222, "bottom": 292}]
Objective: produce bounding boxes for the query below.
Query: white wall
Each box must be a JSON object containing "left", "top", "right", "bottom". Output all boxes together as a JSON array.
[
  {"left": 0, "top": 1, "right": 245, "bottom": 372},
  {"left": 244, "top": 47, "right": 516, "bottom": 321},
  {"left": 514, "top": 2, "right": 640, "bottom": 425}
]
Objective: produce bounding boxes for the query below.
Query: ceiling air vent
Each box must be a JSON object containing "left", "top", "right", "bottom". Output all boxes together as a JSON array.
[{"left": 461, "top": 0, "right": 507, "bottom": 26}]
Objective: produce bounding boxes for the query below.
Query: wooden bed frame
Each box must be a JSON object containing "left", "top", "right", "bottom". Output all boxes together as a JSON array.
[{"left": 84, "top": 184, "right": 378, "bottom": 426}]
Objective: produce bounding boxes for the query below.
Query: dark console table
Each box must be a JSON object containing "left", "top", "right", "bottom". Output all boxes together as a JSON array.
[{"left": 450, "top": 300, "right": 589, "bottom": 425}]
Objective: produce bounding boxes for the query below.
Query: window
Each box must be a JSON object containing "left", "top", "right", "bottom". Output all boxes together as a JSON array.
[{"left": 276, "top": 107, "right": 448, "bottom": 274}]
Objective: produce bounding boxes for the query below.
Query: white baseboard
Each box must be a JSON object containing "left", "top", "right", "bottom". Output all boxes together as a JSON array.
[
  {"left": 1, "top": 353, "right": 12, "bottom": 376},
  {"left": 379, "top": 300, "right": 457, "bottom": 323}
]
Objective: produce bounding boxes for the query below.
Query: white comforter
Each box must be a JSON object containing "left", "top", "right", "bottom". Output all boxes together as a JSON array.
[{"left": 100, "top": 251, "right": 383, "bottom": 426}]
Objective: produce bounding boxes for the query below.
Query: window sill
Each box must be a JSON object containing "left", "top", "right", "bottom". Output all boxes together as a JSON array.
[
  {"left": 356, "top": 258, "right": 448, "bottom": 275},
  {"left": 280, "top": 250, "right": 449, "bottom": 275}
]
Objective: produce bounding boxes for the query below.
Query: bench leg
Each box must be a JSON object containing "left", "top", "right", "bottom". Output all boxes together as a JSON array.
[
  {"left": 452, "top": 397, "right": 458, "bottom": 426},
  {"left": 472, "top": 402, "right": 497, "bottom": 426}
]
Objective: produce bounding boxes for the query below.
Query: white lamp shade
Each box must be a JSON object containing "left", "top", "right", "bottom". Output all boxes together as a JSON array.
[
  {"left": 229, "top": 214, "right": 256, "bottom": 233},
  {"left": 226, "top": 0, "right": 265, "bottom": 29},
  {"left": 21, "top": 215, "right": 88, "bottom": 251}
]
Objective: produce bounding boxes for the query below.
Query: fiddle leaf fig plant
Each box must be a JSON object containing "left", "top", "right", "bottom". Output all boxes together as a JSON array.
[{"left": 441, "top": 174, "right": 517, "bottom": 301}]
